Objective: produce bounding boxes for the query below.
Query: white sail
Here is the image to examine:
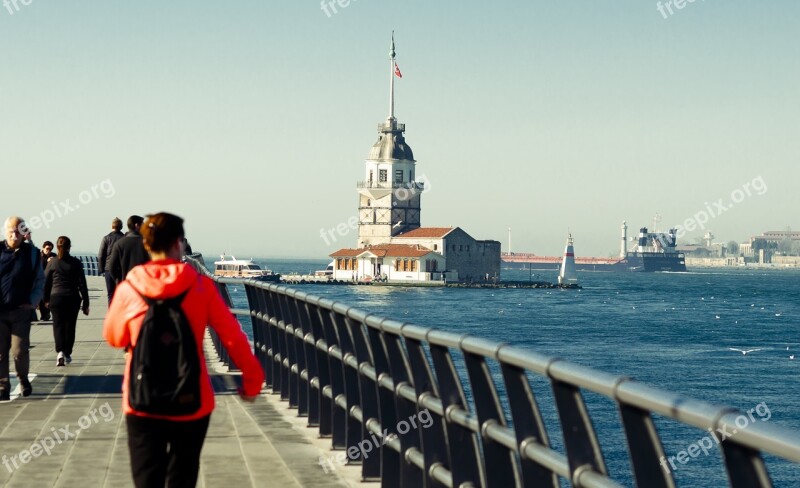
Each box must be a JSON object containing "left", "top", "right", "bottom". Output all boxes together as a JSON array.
[{"left": 558, "top": 233, "right": 578, "bottom": 285}]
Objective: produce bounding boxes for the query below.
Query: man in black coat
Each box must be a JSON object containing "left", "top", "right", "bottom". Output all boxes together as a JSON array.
[
  {"left": 108, "top": 215, "right": 150, "bottom": 284},
  {"left": 38, "top": 240, "right": 57, "bottom": 319},
  {"left": 0, "top": 216, "right": 44, "bottom": 400},
  {"left": 98, "top": 217, "right": 125, "bottom": 303}
]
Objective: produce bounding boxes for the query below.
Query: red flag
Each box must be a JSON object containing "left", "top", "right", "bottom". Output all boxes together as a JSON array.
[{"left": 394, "top": 62, "right": 402, "bottom": 78}]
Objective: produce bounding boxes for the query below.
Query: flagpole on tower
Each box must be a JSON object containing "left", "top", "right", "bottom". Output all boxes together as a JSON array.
[{"left": 389, "top": 31, "right": 396, "bottom": 121}]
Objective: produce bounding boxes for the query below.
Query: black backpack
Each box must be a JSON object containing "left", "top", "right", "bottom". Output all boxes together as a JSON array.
[{"left": 128, "top": 290, "right": 202, "bottom": 416}]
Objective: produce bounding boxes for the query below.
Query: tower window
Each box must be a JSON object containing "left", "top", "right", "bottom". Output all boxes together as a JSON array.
[
  {"left": 395, "top": 170, "right": 403, "bottom": 183},
  {"left": 379, "top": 169, "right": 387, "bottom": 182}
]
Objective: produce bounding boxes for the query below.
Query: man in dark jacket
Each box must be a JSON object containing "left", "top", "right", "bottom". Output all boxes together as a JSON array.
[
  {"left": 108, "top": 215, "right": 150, "bottom": 284},
  {"left": 98, "top": 217, "right": 125, "bottom": 303},
  {"left": 38, "top": 240, "right": 57, "bottom": 319},
  {"left": 0, "top": 216, "right": 44, "bottom": 400}
]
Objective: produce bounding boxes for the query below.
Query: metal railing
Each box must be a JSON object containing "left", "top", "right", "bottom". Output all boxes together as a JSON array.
[
  {"left": 357, "top": 181, "right": 425, "bottom": 191},
  {"left": 75, "top": 254, "right": 100, "bottom": 276},
  {"left": 184, "top": 257, "right": 800, "bottom": 487}
]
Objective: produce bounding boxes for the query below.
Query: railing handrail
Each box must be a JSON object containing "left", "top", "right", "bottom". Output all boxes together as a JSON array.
[
  {"left": 183, "top": 255, "right": 799, "bottom": 487},
  {"left": 356, "top": 181, "right": 425, "bottom": 190}
]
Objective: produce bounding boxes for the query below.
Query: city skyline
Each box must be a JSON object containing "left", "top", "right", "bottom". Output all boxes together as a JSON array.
[{"left": 1, "top": 1, "right": 798, "bottom": 258}]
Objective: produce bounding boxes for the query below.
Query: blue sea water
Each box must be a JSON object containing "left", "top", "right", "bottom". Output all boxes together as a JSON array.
[{"left": 225, "top": 258, "right": 800, "bottom": 487}]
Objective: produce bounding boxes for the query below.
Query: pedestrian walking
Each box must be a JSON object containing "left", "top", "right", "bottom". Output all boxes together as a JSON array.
[
  {"left": 108, "top": 215, "right": 149, "bottom": 283},
  {"left": 104, "top": 212, "right": 263, "bottom": 487},
  {"left": 38, "top": 240, "right": 56, "bottom": 320},
  {"left": 0, "top": 217, "right": 44, "bottom": 400},
  {"left": 98, "top": 217, "right": 125, "bottom": 303},
  {"left": 44, "top": 236, "right": 90, "bottom": 367}
]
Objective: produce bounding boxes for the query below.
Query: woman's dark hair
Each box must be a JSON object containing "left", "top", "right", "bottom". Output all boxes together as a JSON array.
[
  {"left": 141, "top": 213, "right": 185, "bottom": 254},
  {"left": 42, "top": 240, "right": 54, "bottom": 249},
  {"left": 56, "top": 236, "right": 71, "bottom": 259}
]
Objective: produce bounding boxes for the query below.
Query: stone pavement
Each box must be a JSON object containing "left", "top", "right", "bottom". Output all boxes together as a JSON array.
[{"left": 0, "top": 277, "right": 351, "bottom": 488}]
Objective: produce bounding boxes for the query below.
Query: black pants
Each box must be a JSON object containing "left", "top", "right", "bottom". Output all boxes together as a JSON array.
[
  {"left": 49, "top": 295, "right": 80, "bottom": 356},
  {"left": 38, "top": 299, "right": 50, "bottom": 320},
  {"left": 104, "top": 271, "right": 117, "bottom": 304},
  {"left": 126, "top": 414, "right": 211, "bottom": 488}
]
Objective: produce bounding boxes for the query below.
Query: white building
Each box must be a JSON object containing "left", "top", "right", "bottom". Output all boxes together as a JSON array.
[{"left": 330, "top": 244, "right": 448, "bottom": 282}]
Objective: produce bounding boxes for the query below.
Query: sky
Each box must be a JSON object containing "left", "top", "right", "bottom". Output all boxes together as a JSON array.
[{"left": 1, "top": 1, "right": 798, "bottom": 258}]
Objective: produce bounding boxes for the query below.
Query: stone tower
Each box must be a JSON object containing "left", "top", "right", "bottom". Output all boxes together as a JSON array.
[{"left": 357, "top": 34, "right": 423, "bottom": 247}]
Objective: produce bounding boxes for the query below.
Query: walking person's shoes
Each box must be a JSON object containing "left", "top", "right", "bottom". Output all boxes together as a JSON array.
[
  {"left": 65, "top": 355, "right": 72, "bottom": 365},
  {"left": 0, "top": 390, "right": 9, "bottom": 402},
  {"left": 56, "top": 352, "right": 65, "bottom": 367},
  {"left": 19, "top": 378, "right": 32, "bottom": 397}
]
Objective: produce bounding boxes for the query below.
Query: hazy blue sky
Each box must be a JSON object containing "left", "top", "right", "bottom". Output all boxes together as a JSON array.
[{"left": 1, "top": 1, "right": 797, "bottom": 258}]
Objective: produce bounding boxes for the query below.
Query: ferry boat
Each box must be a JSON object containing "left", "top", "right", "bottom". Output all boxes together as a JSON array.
[{"left": 213, "top": 255, "right": 280, "bottom": 282}]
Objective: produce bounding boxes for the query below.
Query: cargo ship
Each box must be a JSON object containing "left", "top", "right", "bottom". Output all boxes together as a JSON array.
[{"left": 502, "top": 222, "right": 686, "bottom": 272}]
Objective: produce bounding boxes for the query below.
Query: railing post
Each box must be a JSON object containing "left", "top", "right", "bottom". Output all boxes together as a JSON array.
[
  {"left": 461, "top": 338, "right": 519, "bottom": 488},
  {"left": 381, "top": 324, "right": 424, "bottom": 487},
  {"left": 500, "top": 362, "right": 559, "bottom": 488},
  {"left": 403, "top": 331, "right": 450, "bottom": 488},
  {"left": 428, "top": 338, "right": 484, "bottom": 487}
]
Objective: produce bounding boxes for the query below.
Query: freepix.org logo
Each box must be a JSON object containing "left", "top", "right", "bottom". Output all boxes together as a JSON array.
[
  {"left": 673, "top": 175, "right": 766, "bottom": 239},
  {"left": 3, "top": 0, "right": 33, "bottom": 16},
  {"left": 659, "top": 401, "right": 771, "bottom": 473},
  {"left": 2, "top": 402, "right": 116, "bottom": 473},
  {"left": 318, "top": 409, "right": 434, "bottom": 473},
  {"left": 22, "top": 179, "right": 117, "bottom": 232}
]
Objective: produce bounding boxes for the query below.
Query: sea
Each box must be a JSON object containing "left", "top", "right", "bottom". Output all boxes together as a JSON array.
[{"left": 221, "top": 258, "right": 800, "bottom": 487}]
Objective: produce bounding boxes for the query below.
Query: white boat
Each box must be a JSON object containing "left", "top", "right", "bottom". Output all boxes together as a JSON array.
[
  {"left": 213, "top": 255, "right": 280, "bottom": 282},
  {"left": 314, "top": 261, "right": 335, "bottom": 278}
]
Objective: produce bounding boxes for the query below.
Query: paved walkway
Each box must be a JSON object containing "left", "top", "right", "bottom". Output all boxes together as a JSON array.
[{"left": 0, "top": 277, "right": 350, "bottom": 488}]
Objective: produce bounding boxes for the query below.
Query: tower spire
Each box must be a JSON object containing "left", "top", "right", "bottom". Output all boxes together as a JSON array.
[{"left": 389, "top": 31, "right": 396, "bottom": 120}]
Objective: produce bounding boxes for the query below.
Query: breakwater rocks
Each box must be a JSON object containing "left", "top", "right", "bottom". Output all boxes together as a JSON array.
[
  {"left": 279, "top": 278, "right": 580, "bottom": 289},
  {"left": 446, "top": 281, "right": 581, "bottom": 289}
]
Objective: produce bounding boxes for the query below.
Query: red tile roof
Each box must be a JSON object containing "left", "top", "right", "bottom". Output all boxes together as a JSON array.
[
  {"left": 330, "top": 248, "right": 364, "bottom": 258},
  {"left": 330, "top": 243, "right": 437, "bottom": 258},
  {"left": 394, "top": 227, "right": 455, "bottom": 239}
]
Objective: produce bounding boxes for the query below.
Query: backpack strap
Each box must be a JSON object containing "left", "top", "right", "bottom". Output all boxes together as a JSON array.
[{"left": 135, "top": 289, "right": 190, "bottom": 307}]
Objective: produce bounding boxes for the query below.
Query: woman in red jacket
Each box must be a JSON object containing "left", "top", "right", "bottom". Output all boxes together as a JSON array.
[{"left": 103, "top": 212, "right": 264, "bottom": 488}]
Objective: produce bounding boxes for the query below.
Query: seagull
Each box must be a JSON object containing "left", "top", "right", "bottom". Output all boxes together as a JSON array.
[
  {"left": 715, "top": 315, "right": 720, "bottom": 319},
  {"left": 775, "top": 313, "right": 782, "bottom": 317},
  {"left": 392, "top": 220, "right": 403, "bottom": 228},
  {"left": 729, "top": 348, "right": 761, "bottom": 355},
  {"left": 791, "top": 355, "right": 795, "bottom": 360}
]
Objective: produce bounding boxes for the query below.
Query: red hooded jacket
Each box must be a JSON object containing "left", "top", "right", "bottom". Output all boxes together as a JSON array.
[{"left": 103, "top": 259, "right": 264, "bottom": 420}]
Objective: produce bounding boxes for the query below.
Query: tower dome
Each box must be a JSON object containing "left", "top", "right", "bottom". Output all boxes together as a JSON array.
[{"left": 368, "top": 118, "right": 414, "bottom": 161}]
